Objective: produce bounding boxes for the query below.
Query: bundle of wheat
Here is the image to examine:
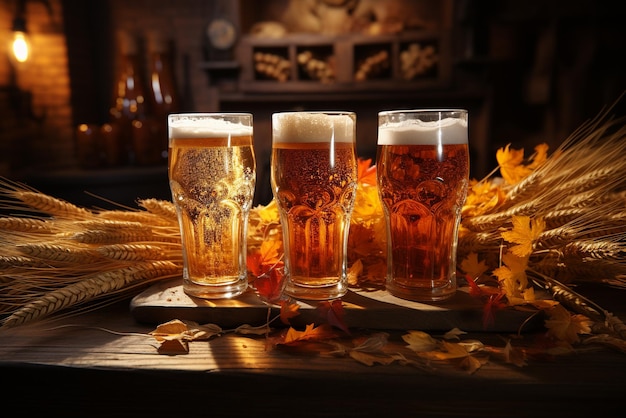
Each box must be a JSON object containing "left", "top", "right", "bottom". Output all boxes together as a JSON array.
[
  {"left": 457, "top": 101, "right": 626, "bottom": 338},
  {"left": 0, "top": 180, "right": 183, "bottom": 329}
]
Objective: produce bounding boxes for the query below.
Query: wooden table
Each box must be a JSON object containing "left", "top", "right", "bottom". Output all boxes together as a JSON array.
[{"left": 1, "top": 283, "right": 625, "bottom": 418}]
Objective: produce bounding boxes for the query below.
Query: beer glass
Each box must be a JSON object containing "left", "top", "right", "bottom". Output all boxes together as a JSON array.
[
  {"left": 168, "top": 113, "right": 256, "bottom": 299},
  {"left": 271, "top": 111, "right": 358, "bottom": 300},
  {"left": 377, "top": 109, "right": 469, "bottom": 302}
]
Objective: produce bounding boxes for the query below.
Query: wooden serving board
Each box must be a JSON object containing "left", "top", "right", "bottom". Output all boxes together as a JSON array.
[{"left": 130, "top": 279, "right": 543, "bottom": 332}]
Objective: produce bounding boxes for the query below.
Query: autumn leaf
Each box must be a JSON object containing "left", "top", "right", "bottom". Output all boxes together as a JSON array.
[
  {"left": 544, "top": 304, "right": 592, "bottom": 344},
  {"left": 402, "top": 330, "right": 438, "bottom": 352},
  {"left": 150, "top": 319, "right": 222, "bottom": 342},
  {"left": 150, "top": 319, "right": 223, "bottom": 355},
  {"left": 527, "top": 143, "right": 549, "bottom": 169},
  {"left": 329, "top": 333, "right": 394, "bottom": 366},
  {"left": 418, "top": 341, "right": 487, "bottom": 374},
  {"left": 483, "top": 292, "right": 507, "bottom": 329},
  {"left": 347, "top": 259, "right": 363, "bottom": 286},
  {"left": 357, "top": 158, "right": 377, "bottom": 186},
  {"left": 494, "top": 252, "right": 530, "bottom": 304},
  {"left": 247, "top": 239, "right": 283, "bottom": 277},
  {"left": 279, "top": 300, "right": 300, "bottom": 324},
  {"left": 252, "top": 267, "right": 286, "bottom": 304},
  {"left": 462, "top": 179, "right": 506, "bottom": 217},
  {"left": 496, "top": 144, "right": 532, "bottom": 185},
  {"left": 503, "top": 340, "right": 527, "bottom": 367},
  {"left": 281, "top": 323, "right": 338, "bottom": 345},
  {"left": 316, "top": 299, "right": 350, "bottom": 334},
  {"left": 443, "top": 328, "right": 467, "bottom": 340},
  {"left": 501, "top": 215, "right": 545, "bottom": 257},
  {"left": 157, "top": 339, "right": 189, "bottom": 355},
  {"left": 460, "top": 253, "right": 489, "bottom": 281}
]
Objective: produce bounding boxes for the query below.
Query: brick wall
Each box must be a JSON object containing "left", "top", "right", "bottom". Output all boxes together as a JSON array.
[
  {"left": 0, "top": 0, "right": 218, "bottom": 179},
  {"left": 0, "top": 0, "right": 72, "bottom": 177}
]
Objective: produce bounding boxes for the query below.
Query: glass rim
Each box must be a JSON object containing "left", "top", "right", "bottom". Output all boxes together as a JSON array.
[
  {"left": 167, "top": 112, "right": 253, "bottom": 119},
  {"left": 273, "top": 110, "right": 356, "bottom": 116},
  {"left": 378, "top": 109, "right": 467, "bottom": 116}
]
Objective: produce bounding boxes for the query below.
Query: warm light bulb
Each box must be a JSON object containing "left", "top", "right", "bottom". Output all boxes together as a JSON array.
[{"left": 12, "top": 31, "right": 30, "bottom": 63}]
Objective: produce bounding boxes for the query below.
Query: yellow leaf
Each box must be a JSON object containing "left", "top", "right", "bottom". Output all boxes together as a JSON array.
[
  {"left": 501, "top": 216, "right": 545, "bottom": 257},
  {"left": 496, "top": 144, "right": 528, "bottom": 185},
  {"left": 347, "top": 259, "right": 363, "bottom": 286},
  {"left": 545, "top": 304, "right": 593, "bottom": 344},
  {"left": 460, "top": 253, "right": 489, "bottom": 280}
]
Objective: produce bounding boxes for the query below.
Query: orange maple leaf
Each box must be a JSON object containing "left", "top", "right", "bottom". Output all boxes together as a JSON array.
[
  {"left": 279, "top": 300, "right": 300, "bottom": 324},
  {"left": 253, "top": 267, "right": 286, "bottom": 304},
  {"left": 282, "top": 323, "right": 337, "bottom": 345},
  {"left": 357, "top": 158, "right": 377, "bottom": 186},
  {"left": 247, "top": 239, "right": 283, "bottom": 277}
]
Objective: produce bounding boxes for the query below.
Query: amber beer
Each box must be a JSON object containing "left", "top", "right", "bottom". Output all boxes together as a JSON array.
[
  {"left": 168, "top": 113, "right": 256, "bottom": 299},
  {"left": 377, "top": 110, "right": 469, "bottom": 302},
  {"left": 271, "top": 112, "right": 357, "bottom": 300}
]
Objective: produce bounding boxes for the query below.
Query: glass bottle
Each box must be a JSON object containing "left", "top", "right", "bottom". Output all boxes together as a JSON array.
[
  {"left": 134, "top": 30, "right": 179, "bottom": 166},
  {"left": 109, "top": 30, "right": 147, "bottom": 166}
]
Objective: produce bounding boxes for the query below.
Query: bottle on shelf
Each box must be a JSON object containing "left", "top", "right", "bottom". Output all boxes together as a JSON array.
[
  {"left": 134, "top": 30, "right": 179, "bottom": 166},
  {"left": 109, "top": 29, "right": 147, "bottom": 166}
]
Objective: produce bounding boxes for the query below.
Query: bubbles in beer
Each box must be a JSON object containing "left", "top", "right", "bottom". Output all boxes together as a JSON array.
[{"left": 169, "top": 132, "right": 255, "bottom": 286}]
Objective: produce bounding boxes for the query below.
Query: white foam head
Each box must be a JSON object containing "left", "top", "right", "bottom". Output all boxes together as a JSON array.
[
  {"left": 272, "top": 112, "right": 355, "bottom": 143},
  {"left": 378, "top": 111, "right": 468, "bottom": 145},
  {"left": 168, "top": 113, "right": 253, "bottom": 138}
]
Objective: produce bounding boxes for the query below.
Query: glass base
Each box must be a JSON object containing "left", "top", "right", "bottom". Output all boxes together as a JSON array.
[
  {"left": 183, "top": 277, "right": 248, "bottom": 300},
  {"left": 385, "top": 280, "right": 456, "bottom": 303},
  {"left": 284, "top": 280, "right": 347, "bottom": 301}
]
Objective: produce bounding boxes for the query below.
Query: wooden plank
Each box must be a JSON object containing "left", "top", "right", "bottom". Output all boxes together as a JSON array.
[{"left": 130, "top": 279, "right": 543, "bottom": 332}]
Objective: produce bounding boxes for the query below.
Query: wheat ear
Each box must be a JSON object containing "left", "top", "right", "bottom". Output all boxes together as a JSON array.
[{"left": 0, "top": 260, "right": 180, "bottom": 330}]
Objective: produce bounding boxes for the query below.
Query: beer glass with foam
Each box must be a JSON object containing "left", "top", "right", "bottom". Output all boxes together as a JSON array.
[
  {"left": 168, "top": 113, "right": 256, "bottom": 299},
  {"left": 271, "top": 111, "right": 358, "bottom": 300},
  {"left": 377, "top": 109, "right": 469, "bottom": 302}
]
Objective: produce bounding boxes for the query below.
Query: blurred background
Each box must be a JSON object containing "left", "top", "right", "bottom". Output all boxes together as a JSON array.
[{"left": 0, "top": 0, "right": 624, "bottom": 208}]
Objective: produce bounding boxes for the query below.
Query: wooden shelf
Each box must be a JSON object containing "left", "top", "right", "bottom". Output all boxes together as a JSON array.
[{"left": 234, "top": 31, "right": 452, "bottom": 93}]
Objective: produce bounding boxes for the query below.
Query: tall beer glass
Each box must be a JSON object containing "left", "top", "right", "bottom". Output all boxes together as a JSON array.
[
  {"left": 377, "top": 109, "right": 469, "bottom": 302},
  {"left": 168, "top": 113, "right": 256, "bottom": 299},
  {"left": 271, "top": 111, "right": 358, "bottom": 300}
]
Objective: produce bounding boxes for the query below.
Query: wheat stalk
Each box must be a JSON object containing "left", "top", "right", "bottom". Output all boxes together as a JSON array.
[{"left": 0, "top": 260, "right": 181, "bottom": 330}]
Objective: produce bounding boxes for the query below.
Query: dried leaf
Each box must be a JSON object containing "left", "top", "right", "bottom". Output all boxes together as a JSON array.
[
  {"left": 316, "top": 299, "right": 349, "bottom": 334},
  {"left": 402, "top": 330, "right": 438, "bottom": 352},
  {"left": 503, "top": 340, "right": 527, "bottom": 367},
  {"left": 235, "top": 323, "right": 272, "bottom": 335},
  {"left": 544, "top": 304, "right": 592, "bottom": 344},
  {"left": 443, "top": 328, "right": 467, "bottom": 340},
  {"left": 157, "top": 338, "right": 189, "bottom": 355}
]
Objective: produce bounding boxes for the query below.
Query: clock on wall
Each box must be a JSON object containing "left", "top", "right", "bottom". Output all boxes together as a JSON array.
[{"left": 207, "top": 18, "right": 237, "bottom": 51}]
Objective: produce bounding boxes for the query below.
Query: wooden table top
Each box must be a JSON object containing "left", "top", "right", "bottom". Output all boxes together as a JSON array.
[{"left": 1, "top": 283, "right": 625, "bottom": 417}]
